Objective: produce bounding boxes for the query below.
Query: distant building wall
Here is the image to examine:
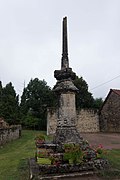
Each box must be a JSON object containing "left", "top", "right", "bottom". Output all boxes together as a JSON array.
[
  {"left": 47, "top": 108, "right": 99, "bottom": 135},
  {"left": 76, "top": 109, "right": 100, "bottom": 133},
  {"left": 99, "top": 91, "right": 120, "bottom": 132},
  {"left": 0, "top": 125, "right": 22, "bottom": 146}
]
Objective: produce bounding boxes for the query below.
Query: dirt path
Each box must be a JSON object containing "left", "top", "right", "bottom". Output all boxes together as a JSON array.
[{"left": 81, "top": 133, "right": 120, "bottom": 149}]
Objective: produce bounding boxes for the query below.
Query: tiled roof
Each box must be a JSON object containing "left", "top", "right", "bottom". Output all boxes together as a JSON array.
[{"left": 112, "top": 89, "right": 120, "bottom": 96}]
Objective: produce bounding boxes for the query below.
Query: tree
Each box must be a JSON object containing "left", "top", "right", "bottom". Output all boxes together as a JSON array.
[
  {"left": 73, "top": 76, "right": 94, "bottom": 109},
  {"left": 93, "top": 98, "right": 103, "bottom": 109},
  {"left": 20, "top": 78, "right": 55, "bottom": 130},
  {"left": 0, "top": 82, "right": 20, "bottom": 124}
]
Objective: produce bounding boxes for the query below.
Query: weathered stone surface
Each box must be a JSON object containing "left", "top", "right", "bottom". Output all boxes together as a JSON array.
[
  {"left": 57, "top": 93, "right": 77, "bottom": 127},
  {"left": 54, "top": 68, "right": 76, "bottom": 81},
  {"left": 0, "top": 125, "right": 21, "bottom": 146},
  {"left": 54, "top": 127, "right": 83, "bottom": 144},
  {"left": 47, "top": 108, "right": 57, "bottom": 135},
  {"left": 0, "top": 118, "right": 9, "bottom": 128},
  {"left": 76, "top": 109, "right": 100, "bottom": 133},
  {"left": 29, "top": 158, "right": 109, "bottom": 178},
  {"left": 61, "top": 17, "right": 69, "bottom": 69},
  {"left": 53, "top": 79, "right": 78, "bottom": 92},
  {"left": 53, "top": 17, "right": 82, "bottom": 144},
  {"left": 53, "top": 91, "right": 82, "bottom": 144},
  {"left": 47, "top": 108, "right": 99, "bottom": 135},
  {"left": 99, "top": 89, "right": 120, "bottom": 132}
]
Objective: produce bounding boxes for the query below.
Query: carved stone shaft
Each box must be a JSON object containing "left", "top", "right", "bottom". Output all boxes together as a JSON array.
[{"left": 61, "top": 17, "right": 69, "bottom": 69}]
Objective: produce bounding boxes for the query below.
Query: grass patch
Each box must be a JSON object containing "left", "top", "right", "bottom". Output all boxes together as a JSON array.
[
  {"left": 37, "top": 158, "right": 51, "bottom": 165},
  {"left": 98, "top": 149, "right": 120, "bottom": 179},
  {"left": 106, "top": 149, "right": 120, "bottom": 170},
  {"left": 0, "top": 130, "right": 46, "bottom": 180}
]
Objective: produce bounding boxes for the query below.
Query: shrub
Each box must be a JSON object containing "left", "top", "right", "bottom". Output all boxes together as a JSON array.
[
  {"left": 35, "top": 134, "right": 45, "bottom": 145},
  {"left": 63, "top": 143, "right": 84, "bottom": 164}
]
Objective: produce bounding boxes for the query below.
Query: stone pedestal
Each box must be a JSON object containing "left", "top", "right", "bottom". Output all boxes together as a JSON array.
[
  {"left": 53, "top": 91, "right": 83, "bottom": 144},
  {"left": 53, "top": 73, "right": 84, "bottom": 144}
]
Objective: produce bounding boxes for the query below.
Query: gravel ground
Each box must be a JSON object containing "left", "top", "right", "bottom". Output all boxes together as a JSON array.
[{"left": 81, "top": 133, "right": 120, "bottom": 149}]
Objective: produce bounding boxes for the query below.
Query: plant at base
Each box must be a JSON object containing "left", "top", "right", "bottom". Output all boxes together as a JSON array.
[
  {"left": 96, "top": 144, "right": 107, "bottom": 159},
  {"left": 49, "top": 154, "right": 61, "bottom": 166},
  {"left": 37, "top": 149, "right": 48, "bottom": 158},
  {"left": 35, "top": 134, "right": 45, "bottom": 144},
  {"left": 63, "top": 143, "right": 84, "bottom": 164}
]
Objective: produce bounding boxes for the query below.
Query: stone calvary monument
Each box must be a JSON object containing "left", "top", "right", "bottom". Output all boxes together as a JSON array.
[
  {"left": 29, "top": 17, "right": 109, "bottom": 179},
  {"left": 53, "top": 17, "right": 83, "bottom": 144}
]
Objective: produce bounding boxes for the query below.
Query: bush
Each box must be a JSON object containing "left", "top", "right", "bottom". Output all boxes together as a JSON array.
[{"left": 63, "top": 143, "right": 84, "bottom": 164}]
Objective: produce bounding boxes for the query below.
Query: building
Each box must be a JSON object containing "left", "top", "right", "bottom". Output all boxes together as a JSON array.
[{"left": 99, "top": 89, "right": 120, "bottom": 132}]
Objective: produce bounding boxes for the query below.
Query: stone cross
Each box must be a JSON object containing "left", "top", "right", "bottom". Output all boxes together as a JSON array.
[
  {"left": 61, "top": 17, "right": 69, "bottom": 69},
  {"left": 53, "top": 17, "right": 82, "bottom": 144}
]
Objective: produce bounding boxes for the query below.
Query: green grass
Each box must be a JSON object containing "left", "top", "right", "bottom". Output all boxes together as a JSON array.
[
  {"left": 0, "top": 130, "right": 46, "bottom": 180},
  {"left": 37, "top": 158, "right": 51, "bottom": 165},
  {"left": 106, "top": 149, "right": 120, "bottom": 170},
  {"left": 98, "top": 149, "right": 120, "bottom": 179},
  {"left": 0, "top": 130, "right": 120, "bottom": 180}
]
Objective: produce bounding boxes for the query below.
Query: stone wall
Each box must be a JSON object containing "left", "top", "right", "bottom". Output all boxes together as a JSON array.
[
  {"left": 99, "top": 91, "right": 120, "bottom": 132},
  {"left": 0, "top": 125, "right": 21, "bottom": 146},
  {"left": 76, "top": 109, "right": 99, "bottom": 133},
  {"left": 47, "top": 108, "right": 99, "bottom": 135},
  {"left": 47, "top": 108, "right": 57, "bottom": 135}
]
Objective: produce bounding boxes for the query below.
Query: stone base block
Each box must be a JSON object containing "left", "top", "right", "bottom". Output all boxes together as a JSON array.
[
  {"left": 53, "top": 127, "right": 83, "bottom": 144},
  {"left": 29, "top": 158, "right": 109, "bottom": 179}
]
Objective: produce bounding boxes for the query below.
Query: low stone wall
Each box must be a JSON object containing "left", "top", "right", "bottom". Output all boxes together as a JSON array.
[
  {"left": 47, "top": 108, "right": 99, "bottom": 135},
  {"left": 0, "top": 125, "right": 21, "bottom": 146},
  {"left": 76, "top": 109, "right": 100, "bottom": 133},
  {"left": 29, "top": 158, "right": 109, "bottom": 179}
]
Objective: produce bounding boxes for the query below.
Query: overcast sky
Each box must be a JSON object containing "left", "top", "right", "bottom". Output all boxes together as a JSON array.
[{"left": 0, "top": 0, "right": 120, "bottom": 99}]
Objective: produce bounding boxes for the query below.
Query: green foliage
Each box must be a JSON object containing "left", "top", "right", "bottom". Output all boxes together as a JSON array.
[
  {"left": 0, "top": 82, "right": 20, "bottom": 125},
  {"left": 98, "top": 150, "right": 120, "bottom": 179},
  {"left": 49, "top": 155, "right": 60, "bottom": 165},
  {"left": 63, "top": 143, "right": 84, "bottom": 164},
  {"left": 35, "top": 133, "right": 45, "bottom": 141},
  {"left": 23, "top": 113, "right": 40, "bottom": 130},
  {"left": 73, "top": 76, "right": 94, "bottom": 109},
  {"left": 37, "top": 158, "right": 51, "bottom": 165},
  {"left": 93, "top": 98, "right": 103, "bottom": 109},
  {"left": 0, "top": 76, "right": 103, "bottom": 129},
  {"left": 90, "top": 144, "right": 107, "bottom": 159},
  {"left": 73, "top": 76, "right": 103, "bottom": 109},
  {"left": 37, "top": 148, "right": 48, "bottom": 158},
  {"left": 105, "top": 150, "right": 120, "bottom": 170},
  {"left": 20, "top": 78, "right": 56, "bottom": 130}
]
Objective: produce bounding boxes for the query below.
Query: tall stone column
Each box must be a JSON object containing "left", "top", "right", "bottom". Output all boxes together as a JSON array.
[{"left": 53, "top": 17, "right": 83, "bottom": 144}]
